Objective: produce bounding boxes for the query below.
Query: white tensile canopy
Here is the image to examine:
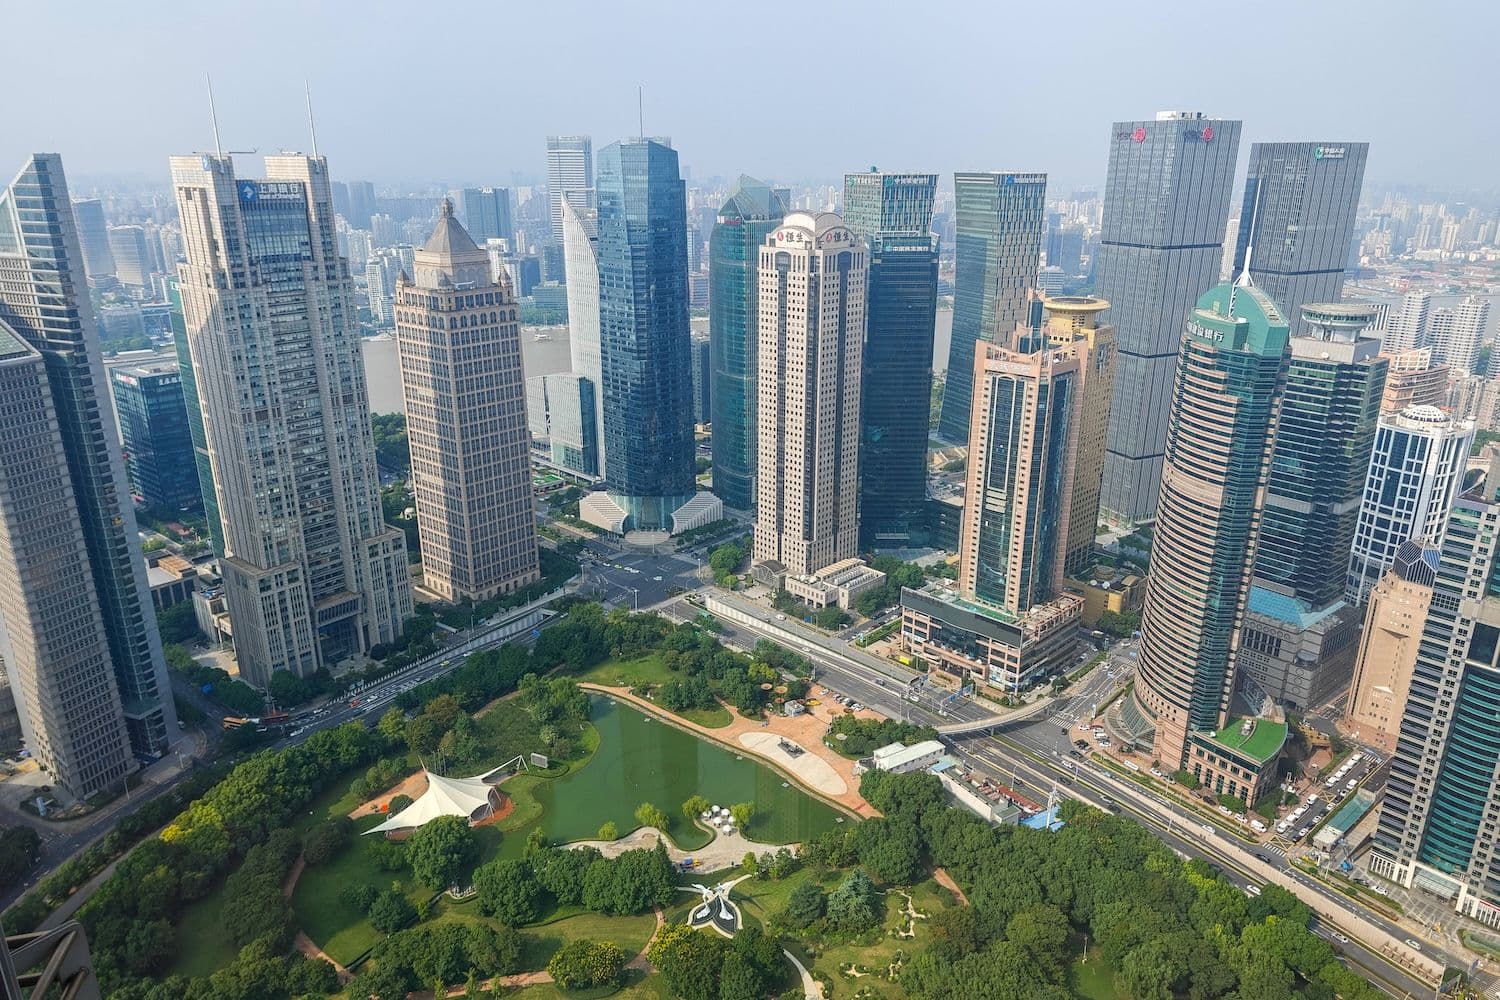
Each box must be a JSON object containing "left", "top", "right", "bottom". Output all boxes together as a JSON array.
[{"left": 365, "top": 770, "right": 497, "bottom": 834}]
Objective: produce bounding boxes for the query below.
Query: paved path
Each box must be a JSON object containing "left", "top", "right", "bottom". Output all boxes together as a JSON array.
[{"left": 567, "top": 824, "right": 783, "bottom": 875}]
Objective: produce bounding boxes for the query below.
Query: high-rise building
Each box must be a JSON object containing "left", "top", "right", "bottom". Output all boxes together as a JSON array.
[
  {"left": 708, "top": 177, "right": 787, "bottom": 512},
  {"left": 1123, "top": 280, "right": 1290, "bottom": 791},
  {"left": 456, "top": 186, "right": 513, "bottom": 245},
  {"left": 1368, "top": 471, "right": 1500, "bottom": 924},
  {"left": 365, "top": 250, "right": 400, "bottom": 327},
  {"left": 167, "top": 279, "right": 221, "bottom": 555},
  {"left": 529, "top": 372, "right": 599, "bottom": 477},
  {"left": 1381, "top": 290, "right": 1432, "bottom": 354},
  {"left": 109, "top": 361, "right": 202, "bottom": 511},
  {"left": 561, "top": 194, "right": 604, "bottom": 467},
  {"left": 1046, "top": 226, "right": 1084, "bottom": 276},
  {"left": 395, "top": 201, "right": 539, "bottom": 604},
  {"left": 106, "top": 224, "right": 153, "bottom": 289},
  {"left": 690, "top": 331, "right": 711, "bottom": 425},
  {"left": 71, "top": 198, "right": 115, "bottom": 280},
  {"left": 1097, "top": 112, "right": 1242, "bottom": 526},
  {"left": 345, "top": 179, "right": 376, "bottom": 230},
  {"left": 1346, "top": 405, "right": 1473, "bottom": 606},
  {"left": 1344, "top": 541, "right": 1435, "bottom": 751},
  {"left": 1429, "top": 295, "right": 1489, "bottom": 375},
  {"left": 171, "top": 153, "right": 412, "bottom": 686},
  {"left": 546, "top": 135, "right": 593, "bottom": 245},
  {"left": 1380, "top": 347, "right": 1449, "bottom": 413},
  {"left": 1235, "top": 303, "right": 1387, "bottom": 711},
  {"left": 0, "top": 154, "right": 176, "bottom": 779},
  {"left": 752, "top": 213, "right": 865, "bottom": 576},
  {"left": 937, "top": 172, "right": 1047, "bottom": 443},
  {"left": 1040, "top": 297, "right": 1117, "bottom": 577},
  {"left": 0, "top": 322, "right": 135, "bottom": 800},
  {"left": 1231, "top": 142, "right": 1368, "bottom": 337},
  {"left": 844, "top": 171, "right": 940, "bottom": 549},
  {"left": 581, "top": 139, "right": 719, "bottom": 534}
]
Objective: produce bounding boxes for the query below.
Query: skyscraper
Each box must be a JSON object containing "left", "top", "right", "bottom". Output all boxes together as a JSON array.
[
  {"left": 1344, "top": 540, "right": 1435, "bottom": 751},
  {"left": 171, "top": 153, "right": 412, "bottom": 686},
  {"left": 546, "top": 135, "right": 593, "bottom": 245},
  {"left": 708, "top": 177, "right": 787, "bottom": 512},
  {"left": 937, "top": 172, "right": 1047, "bottom": 443},
  {"left": 456, "top": 186, "right": 513, "bottom": 245},
  {"left": 690, "top": 331, "right": 711, "bottom": 425},
  {"left": 561, "top": 194, "right": 604, "bottom": 468},
  {"left": 1231, "top": 142, "right": 1368, "bottom": 336},
  {"left": 71, "top": 198, "right": 115, "bottom": 280},
  {"left": 529, "top": 372, "right": 599, "bottom": 477},
  {"left": 395, "top": 201, "right": 539, "bottom": 604},
  {"left": 582, "top": 139, "right": 716, "bottom": 534},
  {"left": 1429, "top": 295, "right": 1489, "bottom": 375},
  {"left": 0, "top": 322, "right": 134, "bottom": 800},
  {"left": 1346, "top": 405, "right": 1473, "bottom": 605},
  {"left": 109, "top": 361, "right": 202, "bottom": 511},
  {"left": 753, "top": 213, "right": 865, "bottom": 576},
  {"left": 106, "top": 224, "right": 153, "bottom": 289},
  {"left": 167, "top": 278, "right": 221, "bottom": 555},
  {"left": 844, "top": 171, "right": 940, "bottom": 548},
  {"left": 1368, "top": 470, "right": 1500, "bottom": 924},
  {"left": 1097, "top": 112, "right": 1242, "bottom": 526},
  {"left": 1381, "top": 290, "right": 1432, "bottom": 353},
  {"left": 1124, "top": 280, "right": 1289, "bottom": 787},
  {"left": 0, "top": 154, "right": 176, "bottom": 766}
]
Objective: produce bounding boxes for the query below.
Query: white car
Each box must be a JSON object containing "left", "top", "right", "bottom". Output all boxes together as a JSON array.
[{"left": 1332, "top": 932, "right": 1349, "bottom": 944}]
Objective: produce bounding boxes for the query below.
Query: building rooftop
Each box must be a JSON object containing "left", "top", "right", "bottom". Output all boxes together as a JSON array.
[
  {"left": 871, "top": 740, "right": 946, "bottom": 770},
  {"left": 1204, "top": 717, "right": 1287, "bottom": 765},
  {"left": 1246, "top": 587, "right": 1345, "bottom": 629}
]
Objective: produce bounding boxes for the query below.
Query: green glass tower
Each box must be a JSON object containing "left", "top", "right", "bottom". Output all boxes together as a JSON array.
[
  {"left": 708, "top": 177, "right": 786, "bottom": 512},
  {"left": 844, "top": 171, "right": 939, "bottom": 549}
]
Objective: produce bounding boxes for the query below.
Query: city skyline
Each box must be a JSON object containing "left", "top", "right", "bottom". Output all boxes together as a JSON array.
[{"left": 5, "top": 3, "right": 1495, "bottom": 193}]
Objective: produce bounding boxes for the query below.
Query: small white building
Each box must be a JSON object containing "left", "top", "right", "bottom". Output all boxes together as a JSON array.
[{"left": 871, "top": 739, "right": 946, "bottom": 775}]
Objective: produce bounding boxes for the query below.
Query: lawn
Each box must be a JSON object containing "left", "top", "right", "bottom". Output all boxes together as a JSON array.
[
  {"left": 498, "top": 971, "right": 670, "bottom": 1000},
  {"left": 1068, "top": 944, "right": 1120, "bottom": 999},
  {"left": 578, "top": 654, "right": 733, "bottom": 728},
  {"left": 164, "top": 889, "right": 238, "bottom": 979}
]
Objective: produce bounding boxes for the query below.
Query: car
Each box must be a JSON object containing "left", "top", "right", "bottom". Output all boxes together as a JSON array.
[
  {"left": 1068, "top": 749, "right": 1084, "bottom": 759},
  {"left": 1245, "top": 885, "right": 1262, "bottom": 897},
  {"left": 1075, "top": 740, "right": 1091, "bottom": 751},
  {"left": 776, "top": 614, "right": 786, "bottom": 621},
  {"left": 1296, "top": 827, "right": 1311, "bottom": 839},
  {"left": 1373, "top": 885, "right": 1390, "bottom": 896},
  {"left": 1332, "top": 932, "right": 1349, "bottom": 944},
  {"left": 1254, "top": 852, "right": 1271, "bottom": 863},
  {"left": 1404, "top": 938, "right": 1422, "bottom": 951}
]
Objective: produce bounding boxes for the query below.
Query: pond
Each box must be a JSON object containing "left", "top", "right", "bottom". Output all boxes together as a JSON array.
[{"left": 516, "top": 695, "right": 844, "bottom": 851}]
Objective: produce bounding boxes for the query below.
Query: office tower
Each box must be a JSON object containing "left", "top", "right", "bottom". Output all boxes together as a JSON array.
[
  {"left": 71, "top": 198, "right": 115, "bottom": 279},
  {"left": 1231, "top": 143, "right": 1368, "bottom": 337},
  {"left": 1219, "top": 215, "right": 1241, "bottom": 280},
  {"left": 1345, "top": 541, "right": 1435, "bottom": 751},
  {"left": 690, "top": 331, "right": 711, "bottom": 425},
  {"left": 157, "top": 224, "right": 182, "bottom": 271},
  {"left": 109, "top": 361, "right": 201, "bottom": 510},
  {"left": 106, "top": 225, "right": 152, "bottom": 289},
  {"left": 1430, "top": 295, "right": 1489, "bottom": 375},
  {"left": 1346, "top": 405, "right": 1473, "bottom": 605},
  {"left": 0, "top": 667, "right": 18, "bottom": 750},
  {"left": 530, "top": 372, "right": 599, "bottom": 477},
  {"left": 1123, "top": 280, "right": 1290, "bottom": 789},
  {"left": 844, "top": 171, "right": 940, "bottom": 548},
  {"left": 1368, "top": 471, "right": 1500, "bottom": 923},
  {"left": 546, "top": 135, "right": 593, "bottom": 244},
  {"left": 370, "top": 213, "right": 396, "bottom": 247},
  {"left": 1, "top": 155, "right": 176, "bottom": 761},
  {"left": 0, "top": 322, "right": 135, "bottom": 799},
  {"left": 167, "top": 279, "right": 221, "bottom": 555},
  {"left": 937, "top": 172, "right": 1047, "bottom": 442},
  {"left": 708, "top": 176, "right": 787, "bottom": 511},
  {"left": 456, "top": 186, "right": 513, "bottom": 245},
  {"left": 1040, "top": 297, "right": 1117, "bottom": 576},
  {"left": 581, "top": 139, "right": 719, "bottom": 535},
  {"left": 331, "top": 179, "right": 350, "bottom": 220},
  {"left": 561, "top": 195, "right": 604, "bottom": 466},
  {"left": 395, "top": 201, "right": 539, "bottom": 604},
  {"left": 346, "top": 179, "right": 376, "bottom": 229},
  {"left": 1380, "top": 347, "right": 1449, "bottom": 412},
  {"left": 1235, "top": 303, "right": 1388, "bottom": 710},
  {"left": 365, "top": 250, "right": 400, "bottom": 326},
  {"left": 1097, "top": 112, "right": 1242, "bottom": 526},
  {"left": 752, "top": 212, "right": 865, "bottom": 576},
  {"left": 1046, "top": 225, "right": 1084, "bottom": 275},
  {"left": 1382, "top": 290, "right": 1432, "bottom": 353},
  {"left": 170, "top": 153, "right": 412, "bottom": 685}
]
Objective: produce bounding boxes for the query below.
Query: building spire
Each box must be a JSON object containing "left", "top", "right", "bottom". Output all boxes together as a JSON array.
[
  {"left": 206, "top": 74, "right": 223, "bottom": 157},
  {"left": 305, "top": 80, "right": 319, "bottom": 158}
]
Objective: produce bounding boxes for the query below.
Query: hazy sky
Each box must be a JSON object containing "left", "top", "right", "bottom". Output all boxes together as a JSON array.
[{"left": 6, "top": 0, "right": 1496, "bottom": 195}]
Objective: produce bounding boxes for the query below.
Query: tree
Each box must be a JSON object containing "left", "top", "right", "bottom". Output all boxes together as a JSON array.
[
  {"left": 597, "top": 820, "right": 618, "bottom": 840},
  {"left": 376, "top": 708, "right": 408, "bottom": 748},
  {"left": 729, "top": 802, "right": 755, "bottom": 831},
  {"left": 683, "top": 794, "right": 711, "bottom": 821},
  {"left": 649, "top": 924, "right": 730, "bottom": 1000},
  {"left": 635, "top": 801, "right": 670, "bottom": 832},
  {"left": 405, "top": 714, "right": 440, "bottom": 755},
  {"left": 406, "top": 815, "right": 479, "bottom": 890},
  {"left": 782, "top": 880, "right": 825, "bottom": 929},
  {"left": 813, "top": 605, "right": 850, "bottom": 629},
  {"left": 474, "top": 858, "right": 544, "bottom": 925},
  {"left": 717, "top": 950, "right": 766, "bottom": 1000},
  {"left": 854, "top": 817, "right": 923, "bottom": 885},
  {"left": 825, "top": 868, "right": 881, "bottom": 933},
  {"left": 0, "top": 826, "right": 42, "bottom": 892},
  {"left": 548, "top": 938, "right": 627, "bottom": 990},
  {"left": 368, "top": 888, "right": 417, "bottom": 934},
  {"left": 156, "top": 602, "right": 203, "bottom": 644},
  {"left": 302, "top": 817, "right": 352, "bottom": 866},
  {"left": 536, "top": 846, "right": 599, "bottom": 906},
  {"left": 1006, "top": 904, "right": 1071, "bottom": 982}
]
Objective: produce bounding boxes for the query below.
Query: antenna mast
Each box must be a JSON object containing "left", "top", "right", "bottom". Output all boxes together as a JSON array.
[
  {"left": 637, "top": 85, "right": 644, "bottom": 139},
  {"left": 207, "top": 74, "right": 223, "bottom": 157},
  {"left": 305, "top": 81, "right": 320, "bottom": 158}
]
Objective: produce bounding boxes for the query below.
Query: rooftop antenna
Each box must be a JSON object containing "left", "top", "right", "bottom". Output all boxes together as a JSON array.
[
  {"left": 305, "top": 80, "right": 320, "bottom": 158},
  {"left": 637, "top": 85, "right": 644, "bottom": 140},
  {"left": 1227, "top": 178, "right": 1264, "bottom": 316},
  {"left": 207, "top": 74, "right": 223, "bottom": 157}
]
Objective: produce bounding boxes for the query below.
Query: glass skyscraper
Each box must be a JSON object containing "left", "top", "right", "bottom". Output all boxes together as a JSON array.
[
  {"left": 937, "top": 172, "right": 1047, "bottom": 444},
  {"left": 456, "top": 186, "right": 514, "bottom": 245},
  {"left": 109, "top": 361, "right": 202, "bottom": 511},
  {"left": 168, "top": 277, "right": 222, "bottom": 555},
  {"left": 595, "top": 139, "right": 696, "bottom": 530},
  {"left": 1097, "top": 112, "right": 1242, "bottom": 527},
  {"left": 0, "top": 154, "right": 177, "bottom": 764},
  {"left": 709, "top": 176, "right": 786, "bottom": 512},
  {"left": 1231, "top": 142, "right": 1368, "bottom": 338},
  {"left": 844, "top": 172, "right": 939, "bottom": 548}
]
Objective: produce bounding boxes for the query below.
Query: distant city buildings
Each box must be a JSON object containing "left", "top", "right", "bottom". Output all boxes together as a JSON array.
[
  {"left": 1381, "top": 290, "right": 1432, "bottom": 354},
  {"left": 71, "top": 197, "right": 115, "bottom": 280},
  {"left": 456, "top": 186, "right": 513, "bottom": 245},
  {"left": 1428, "top": 295, "right": 1489, "bottom": 375},
  {"left": 1097, "top": 111, "right": 1242, "bottom": 527},
  {"left": 171, "top": 152, "right": 412, "bottom": 686},
  {"left": 106, "top": 224, "right": 154, "bottom": 290},
  {"left": 708, "top": 176, "right": 787, "bottom": 513},
  {"left": 1379, "top": 346, "right": 1449, "bottom": 413},
  {"left": 546, "top": 135, "right": 593, "bottom": 246},
  {"left": 529, "top": 372, "right": 599, "bottom": 477},
  {"left": 395, "top": 201, "right": 539, "bottom": 604}
]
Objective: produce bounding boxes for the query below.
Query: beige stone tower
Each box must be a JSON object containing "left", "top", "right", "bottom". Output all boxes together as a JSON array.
[
  {"left": 1346, "top": 542, "right": 1435, "bottom": 750},
  {"left": 396, "top": 201, "right": 539, "bottom": 603}
]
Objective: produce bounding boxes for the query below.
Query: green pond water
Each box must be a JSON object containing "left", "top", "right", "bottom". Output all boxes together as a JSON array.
[{"left": 512, "top": 695, "right": 844, "bottom": 852}]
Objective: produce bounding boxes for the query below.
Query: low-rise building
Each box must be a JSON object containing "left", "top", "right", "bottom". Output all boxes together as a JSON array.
[
  {"left": 1235, "top": 589, "right": 1361, "bottom": 712},
  {"left": 1185, "top": 716, "right": 1287, "bottom": 804},
  {"left": 1062, "top": 569, "right": 1145, "bottom": 627},
  {"left": 870, "top": 739, "right": 947, "bottom": 774},
  {"left": 900, "top": 584, "right": 1081, "bottom": 698},
  {"left": 782, "top": 558, "right": 887, "bottom": 611},
  {"left": 144, "top": 553, "right": 199, "bottom": 611}
]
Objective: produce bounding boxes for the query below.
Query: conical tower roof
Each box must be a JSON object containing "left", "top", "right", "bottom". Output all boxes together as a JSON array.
[{"left": 422, "top": 198, "right": 482, "bottom": 258}]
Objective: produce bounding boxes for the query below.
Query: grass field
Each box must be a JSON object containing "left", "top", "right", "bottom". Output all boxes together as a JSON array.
[
  {"left": 165, "top": 890, "right": 238, "bottom": 978},
  {"left": 577, "top": 655, "right": 733, "bottom": 728},
  {"left": 1068, "top": 944, "right": 1120, "bottom": 999},
  {"left": 497, "top": 970, "right": 671, "bottom": 1000}
]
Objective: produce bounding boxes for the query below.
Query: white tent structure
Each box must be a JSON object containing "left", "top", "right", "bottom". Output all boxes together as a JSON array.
[{"left": 365, "top": 770, "right": 500, "bottom": 835}]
